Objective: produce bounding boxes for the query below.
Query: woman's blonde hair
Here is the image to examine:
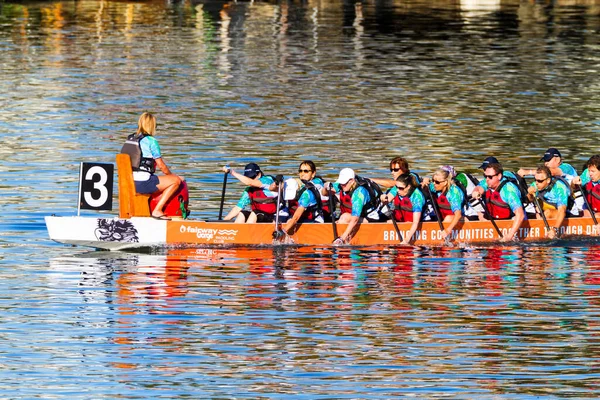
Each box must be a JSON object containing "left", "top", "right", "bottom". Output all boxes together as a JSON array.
[
  {"left": 433, "top": 169, "right": 451, "bottom": 194},
  {"left": 137, "top": 112, "right": 156, "bottom": 135}
]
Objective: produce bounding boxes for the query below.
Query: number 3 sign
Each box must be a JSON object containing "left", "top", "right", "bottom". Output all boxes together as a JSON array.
[{"left": 79, "top": 162, "right": 114, "bottom": 212}]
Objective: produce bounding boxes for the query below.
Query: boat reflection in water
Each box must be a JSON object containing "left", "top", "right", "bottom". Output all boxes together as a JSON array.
[
  {"left": 48, "top": 243, "right": 600, "bottom": 311},
  {"left": 46, "top": 242, "right": 600, "bottom": 393}
]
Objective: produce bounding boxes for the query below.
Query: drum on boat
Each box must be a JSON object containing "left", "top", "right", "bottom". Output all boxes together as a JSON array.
[{"left": 150, "top": 181, "right": 190, "bottom": 218}]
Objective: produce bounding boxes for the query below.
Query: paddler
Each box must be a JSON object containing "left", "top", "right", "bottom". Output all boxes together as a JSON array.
[
  {"left": 371, "top": 156, "right": 421, "bottom": 194},
  {"left": 278, "top": 177, "right": 324, "bottom": 235},
  {"left": 518, "top": 148, "right": 578, "bottom": 182},
  {"left": 421, "top": 166, "right": 465, "bottom": 241},
  {"left": 296, "top": 160, "right": 332, "bottom": 222},
  {"left": 222, "top": 163, "right": 279, "bottom": 223},
  {"left": 571, "top": 154, "right": 600, "bottom": 233},
  {"left": 526, "top": 165, "right": 575, "bottom": 239},
  {"left": 384, "top": 174, "right": 426, "bottom": 245},
  {"left": 471, "top": 162, "right": 526, "bottom": 242},
  {"left": 327, "top": 168, "right": 385, "bottom": 245}
]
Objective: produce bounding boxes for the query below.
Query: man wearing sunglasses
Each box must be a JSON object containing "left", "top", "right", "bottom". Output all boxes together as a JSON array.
[
  {"left": 526, "top": 165, "right": 573, "bottom": 239},
  {"left": 471, "top": 162, "right": 526, "bottom": 242}
]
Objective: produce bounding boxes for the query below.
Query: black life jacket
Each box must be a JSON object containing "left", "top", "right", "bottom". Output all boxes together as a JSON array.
[
  {"left": 121, "top": 133, "right": 156, "bottom": 174},
  {"left": 287, "top": 180, "right": 323, "bottom": 220},
  {"left": 503, "top": 173, "right": 530, "bottom": 205},
  {"left": 398, "top": 171, "right": 422, "bottom": 184},
  {"left": 313, "top": 176, "right": 331, "bottom": 214},
  {"left": 452, "top": 174, "right": 472, "bottom": 209},
  {"left": 339, "top": 176, "right": 382, "bottom": 217},
  {"left": 537, "top": 177, "right": 574, "bottom": 211}
]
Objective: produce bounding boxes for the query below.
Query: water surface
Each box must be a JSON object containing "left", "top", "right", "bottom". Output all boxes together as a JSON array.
[{"left": 2, "top": 0, "right": 600, "bottom": 397}]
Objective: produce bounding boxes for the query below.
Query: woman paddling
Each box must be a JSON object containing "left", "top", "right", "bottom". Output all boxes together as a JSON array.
[
  {"left": 384, "top": 174, "right": 425, "bottom": 245},
  {"left": 422, "top": 166, "right": 465, "bottom": 241},
  {"left": 121, "top": 112, "right": 182, "bottom": 220}
]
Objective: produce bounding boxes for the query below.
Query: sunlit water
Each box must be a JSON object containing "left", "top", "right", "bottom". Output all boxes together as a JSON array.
[{"left": 2, "top": 0, "right": 600, "bottom": 397}]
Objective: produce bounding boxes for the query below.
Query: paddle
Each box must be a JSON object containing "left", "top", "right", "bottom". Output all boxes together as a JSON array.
[
  {"left": 388, "top": 203, "right": 404, "bottom": 243},
  {"left": 531, "top": 192, "right": 552, "bottom": 235},
  {"left": 218, "top": 167, "right": 229, "bottom": 220},
  {"left": 579, "top": 184, "right": 598, "bottom": 225},
  {"left": 424, "top": 184, "right": 451, "bottom": 245},
  {"left": 423, "top": 185, "right": 444, "bottom": 232},
  {"left": 476, "top": 195, "right": 503, "bottom": 239},
  {"left": 273, "top": 175, "right": 285, "bottom": 242},
  {"left": 328, "top": 187, "right": 339, "bottom": 240}
]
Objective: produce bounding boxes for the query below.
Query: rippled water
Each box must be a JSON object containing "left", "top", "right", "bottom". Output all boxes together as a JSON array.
[{"left": 2, "top": 0, "right": 600, "bottom": 397}]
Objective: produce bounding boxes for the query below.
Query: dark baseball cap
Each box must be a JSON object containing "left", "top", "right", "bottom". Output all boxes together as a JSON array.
[
  {"left": 540, "top": 148, "right": 561, "bottom": 162},
  {"left": 479, "top": 156, "right": 499, "bottom": 170},
  {"left": 243, "top": 163, "right": 261, "bottom": 178}
]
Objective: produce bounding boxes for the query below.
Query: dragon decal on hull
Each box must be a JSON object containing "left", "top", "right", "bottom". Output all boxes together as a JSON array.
[{"left": 94, "top": 219, "right": 139, "bottom": 243}]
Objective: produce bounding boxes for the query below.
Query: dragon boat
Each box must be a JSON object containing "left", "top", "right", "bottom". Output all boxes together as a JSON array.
[{"left": 45, "top": 155, "right": 600, "bottom": 251}]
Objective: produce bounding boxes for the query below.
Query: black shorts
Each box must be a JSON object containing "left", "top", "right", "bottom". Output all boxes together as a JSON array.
[
  {"left": 241, "top": 210, "right": 275, "bottom": 223},
  {"left": 134, "top": 175, "right": 159, "bottom": 194}
]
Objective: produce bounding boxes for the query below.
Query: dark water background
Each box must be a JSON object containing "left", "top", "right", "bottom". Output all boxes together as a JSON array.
[{"left": 2, "top": 0, "right": 600, "bottom": 397}]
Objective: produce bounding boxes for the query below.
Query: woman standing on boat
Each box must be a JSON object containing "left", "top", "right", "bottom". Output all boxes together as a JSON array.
[{"left": 121, "top": 112, "right": 182, "bottom": 220}]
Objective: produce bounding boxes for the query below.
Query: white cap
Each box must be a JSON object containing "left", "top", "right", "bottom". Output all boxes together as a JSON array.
[
  {"left": 283, "top": 178, "right": 299, "bottom": 201},
  {"left": 336, "top": 168, "right": 355, "bottom": 185}
]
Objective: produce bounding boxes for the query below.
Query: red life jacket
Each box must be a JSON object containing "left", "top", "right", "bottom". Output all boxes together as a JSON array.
[
  {"left": 393, "top": 196, "right": 413, "bottom": 222},
  {"left": 287, "top": 182, "right": 323, "bottom": 221},
  {"left": 484, "top": 181, "right": 514, "bottom": 220},
  {"left": 584, "top": 181, "right": 600, "bottom": 212},
  {"left": 339, "top": 177, "right": 381, "bottom": 217},
  {"left": 392, "top": 188, "right": 422, "bottom": 222},
  {"left": 248, "top": 187, "right": 277, "bottom": 214},
  {"left": 436, "top": 192, "right": 454, "bottom": 219},
  {"left": 339, "top": 191, "right": 353, "bottom": 215}
]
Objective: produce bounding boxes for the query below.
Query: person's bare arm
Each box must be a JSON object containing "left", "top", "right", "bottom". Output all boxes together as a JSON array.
[
  {"left": 223, "top": 166, "right": 265, "bottom": 188},
  {"left": 156, "top": 158, "right": 172, "bottom": 175},
  {"left": 401, "top": 212, "right": 422, "bottom": 245},
  {"left": 340, "top": 215, "right": 360, "bottom": 243},
  {"left": 370, "top": 177, "right": 395, "bottom": 189},
  {"left": 282, "top": 205, "right": 305, "bottom": 233},
  {"left": 548, "top": 206, "right": 567, "bottom": 239},
  {"left": 501, "top": 207, "right": 524, "bottom": 242}
]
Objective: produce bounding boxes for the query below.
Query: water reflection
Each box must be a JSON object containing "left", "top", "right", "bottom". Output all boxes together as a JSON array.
[
  {"left": 36, "top": 243, "right": 600, "bottom": 395},
  {"left": 4, "top": 0, "right": 600, "bottom": 395}
]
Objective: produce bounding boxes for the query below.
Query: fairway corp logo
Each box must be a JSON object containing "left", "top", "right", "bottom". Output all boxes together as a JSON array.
[{"left": 179, "top": 225, "right": 238, "bottom": 242}]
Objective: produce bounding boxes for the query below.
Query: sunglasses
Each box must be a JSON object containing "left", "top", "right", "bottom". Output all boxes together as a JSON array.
[
  {"left": 396, "top": 185, "right": 407, "bottom": 190},
  {"left": 535, "top": 178, "right": 548, "bottom": 183},
  {"left": 298, "top": 169, "right": 312, "bottom": 173},
  {"left": 484, "top": 173, "right": 498, "bottom": 179},
  {"left": 433, "top": 179, "right": 445, "bottom": 185},
  {"left": 390, "top": 167, "right": 402, "bottom": 172}
]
